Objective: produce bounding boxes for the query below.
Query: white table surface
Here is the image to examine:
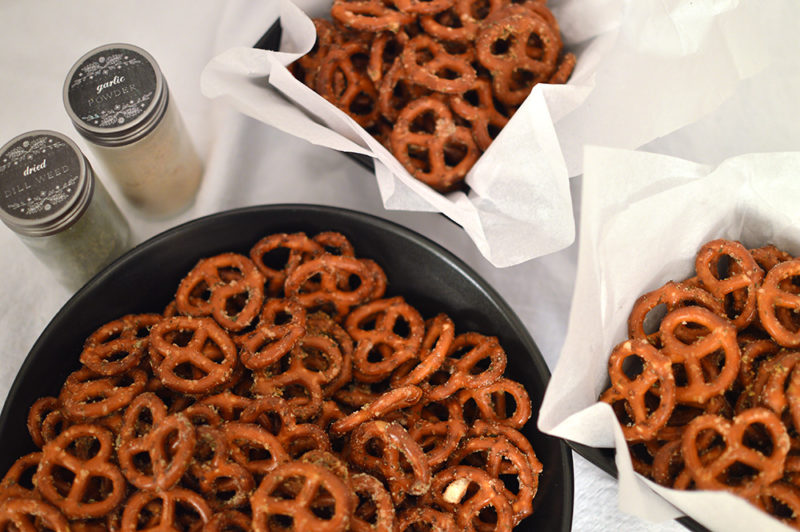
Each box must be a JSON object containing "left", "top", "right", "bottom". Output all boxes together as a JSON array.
[{"left": 1, "top": 1, "right": 797, "bottom": 531}]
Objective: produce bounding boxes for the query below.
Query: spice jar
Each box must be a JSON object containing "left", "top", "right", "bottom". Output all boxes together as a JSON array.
[
  {"left": 0, "top": 130, "right": 131, "bottom": 291},
  {"left": 63, "top": 43, "right": 202, "bottom": 217}
]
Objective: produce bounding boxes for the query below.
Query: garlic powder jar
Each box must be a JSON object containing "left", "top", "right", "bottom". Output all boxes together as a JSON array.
[
  {"left": 0, "top": 130, "right": 131, "bottom": 291},
  {"left": 63, "top": 43, "right": 202, "bottom": 218}
]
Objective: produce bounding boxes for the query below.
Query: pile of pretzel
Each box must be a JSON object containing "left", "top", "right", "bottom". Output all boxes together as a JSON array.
[
  {"left": 0, "top": 231, "right": 541, "bottom": 531},
  {"left": 601, "top": 238, "right": 800, "bottom": 528},
  {"left": 290, "top": 0, "right": 575, "bottom": 192}
]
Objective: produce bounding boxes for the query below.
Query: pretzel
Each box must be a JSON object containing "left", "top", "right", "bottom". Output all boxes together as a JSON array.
[
  {"left": 238, "top": 297, "right": 307, "bottom": 370},
  {"left": 79, "top": 313, "right": 162, "bottom": 375},
  {"left": 475, "top": 5, "right": 560, "bottom": 106},
  {"left": 408, "top": 400, "right": 467, "bottom": 468},
  {"left": 175, "top": 253, "right": 266, "bottom": 332},
  {"left": 448, "top": 434, "right": 538, "bottom": 524},
  {"left": 695, "top": 239, "right": 764, "bottom": 329},
  {"left": 456, "top": 377, "right": 532, "bottom": 429},
  {"left": 626, "top": 280, "right": 725, "bottom": 346},
  {"left": 251, "top": 461, "right": 353, "bottom": 532},
  {"left": 391, "top": 313, "right": 454, "bottom": 387},
  {"left": 117, "top": 393, "right": 196, "bottom": 491},
  {"left": 368, "top": 30, "right": 410, "bottom": 84},
  {"left": 198, "top": 390, "right": 254, "bottom": 421},
  {"left": 27, "top": 396, "right": 67, "bottom": 448},
  {"left": 427, "top": 332, "right": 507, "bottom": 401},
  {"left": 348, "top": 421, "right": 432, "bottom": 501},
  {"left": 659, "top": 306, "right": 740, "bottom": 403},
  {"left": 284, "top": 253, "right": 387, "bottom": 319},
  {"left": 148, "top": 316, "right": 238, "bottom": 395},
  {"left": 252, "top": 363, "right": 324, "bottom": 421},
  {"left": 346, "top": 296, "right": 425, "bottom": 382},
  {"left": 189, "top": 425, "right": 255, "bottom": 510},
  {"left": 430, "top": 465, "right": 514, "bottom": 530},
  {"left": 331, "top": 0, "right": 415, "bottom": 33},
  {"left": 396, "top": 506, "right": 458, "bottom": 530},
  {"left": 120, "top": 488, "right": 212, "bottom": 532},
  {"left": 419, "top": 0, "right": 505, "bottom": 42},
  {"left": 331, "top": 385, "right": 424, "bottom": 434},
  {"left": 205, "top": 510, "right": 252, "bottom": 532},
  {"left": 681, "top": 408, "right": 790, "bottom": 498},
  {"left": 750, "top": 482, "right": 800, "bottom": 529},
  {"left": 401, "top": 34, "right": 477, "bottom": 95},
  {"left": 249, "top": 232, "right": 323, "bottom": 296},
  {"left": 222, "top": 421, "right": 290, "bottom": 477},
  {"left": 315, "top": 42, "right": 381, "bottom": 128},
  {"left": 290, "top": 19, "right": 346, "bottom": 88},
  {"left": 389, "top": 96, "right": 480, "bottom": 192},
  {"left": 59, "top": 367, "right": 147, "bottom": 421},
  {"left": 0, "top": 498, "right": 70, "bottom": 532},
  {"left": 599, "top": 339, "right": 676, "bottom": 441},
  {"left": 0, "top": 452, "right": 40, "bottom": 502},
  {"left": 758, "top": 259, "right": 800, "bottom": 347},
  {"left": 377, "top": 59, "right": 430, "bottom": 123},
  {"left": 449, "top": 78, "right": 512, "bottom": 151},
  {"left": 35, "top": 424, "right": 126, "bottom": 519},
  {"left": 349, "top": 472, "right": 396, "bottom": 532},
  {"left": 307, "top": 311, "right": 355, "bottom": 396},
  {"left": 750, "top": 244, "right": 794, "bottom": 272}
]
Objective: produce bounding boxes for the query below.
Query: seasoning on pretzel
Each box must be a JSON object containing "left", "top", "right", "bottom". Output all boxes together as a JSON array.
[
  {"left": 600, "top": 238, "right": 800, "bottom": 529},
  {"left": 1, "top": 230, "right": 543, "bottom": 530},
  {"left": 290, "top": 0, "right": 575, "bottom": 192}
]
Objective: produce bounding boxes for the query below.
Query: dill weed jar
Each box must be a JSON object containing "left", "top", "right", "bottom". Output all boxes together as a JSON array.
[
  {"left": 63, "top": 43, "right": 202, "bottom": 217},
  {"left": 0, "top": 130, "right": 131, "bottom": 291}
]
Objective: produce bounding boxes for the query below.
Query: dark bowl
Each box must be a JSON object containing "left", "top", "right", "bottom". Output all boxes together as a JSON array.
[{"left": 0, "top": 204, "right": 573, "bottom": 530}]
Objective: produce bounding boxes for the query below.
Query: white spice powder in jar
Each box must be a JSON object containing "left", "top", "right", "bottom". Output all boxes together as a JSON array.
[
  {"left": 0, "top": 130, "right": 131, "bottom": 291},
  {"left": 63, "top": 43, "right": 202, "bottom": 218}
]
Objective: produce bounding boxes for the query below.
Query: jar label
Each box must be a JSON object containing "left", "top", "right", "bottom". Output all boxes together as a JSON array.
[
  {"left": 0, "top": 134, "right": 81, "bottom": 221},
  {"left": 66, "top": 47, "right": 157, "bottom": 130}
]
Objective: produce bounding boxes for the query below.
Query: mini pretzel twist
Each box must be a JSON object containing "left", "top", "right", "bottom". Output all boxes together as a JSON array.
[
  {"left": 79, "top": 313, "right": 162, "bottom": 375},
  {"left": 35, "top": 424, "right": 126, "bottom": 519},
  {"left": 427, "top": 332, "right": 507, "bottom": 401},
  {"left": 346, "top": 296, "right": 425, "bottom": 383},
  {"left": 475, "top": 5, "right": 560, "bottom": 106},
  {"left": 119, "top": 488, "right": 212, "bottom": 532},
  {"left": 238, "top": 298, "right": 307, "bottom": 370},
  {"left": 148, "top": 316, "right": 238, "bottom": 395},
  {"left": 389, "top": 96, "right": 480, "bottom": 192},
  {"left": 758, "top": 259, "right": 800, "bottom": 347},
  {"left": 430, "top": 465, "right": 514, "bottom": 531},
  {"left": 659, "top": 306, "right": 740, "bottom": 403},
  {"left": 175, "top": 253, "right": 266, "bottom": 332},
  {"left": 0, "top": 498, "right": 70, "bottom": 532},
  {"left": 117, "top": 392, "right": 196, "bottom": 491},
  {"left": 681, "top": 408, "right": 790, "bottom": 498},
  {"left": 348, "top": 420, "right": 432, "bottom": 502},
  {"left": 695, "top": 239, "right": 764, "bottom": 330},
  {"left": 251, "top": 461, "right": 353, "bottom": 532},
  {"left": 599, "top": 339, "right": 676, "bottom": 441}
]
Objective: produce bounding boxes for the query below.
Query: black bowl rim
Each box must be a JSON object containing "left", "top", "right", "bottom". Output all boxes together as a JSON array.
[{"left": 0, "top": 203, "right": 574, "bottom": 529}]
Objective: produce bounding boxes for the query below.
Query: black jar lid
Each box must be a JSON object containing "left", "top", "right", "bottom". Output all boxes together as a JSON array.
[
  {"left": 0, "top": 130, "right": 93, "bottom": 237},
  {"left": 63, "top": 43, "right": 168, "bottom": 147}
]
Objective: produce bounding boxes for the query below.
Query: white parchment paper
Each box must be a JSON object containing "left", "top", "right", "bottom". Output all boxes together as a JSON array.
[
  {"left": 199, "top": 0, "right": 777, "bottom": 267},
  {"left": 539, "top": 146, "right": 800, "bottom": 531}
]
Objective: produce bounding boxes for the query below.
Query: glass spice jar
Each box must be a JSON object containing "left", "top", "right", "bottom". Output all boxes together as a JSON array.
[
  {"left": 0, "top": 130, "right": 131, "bottom": 291},
  {"left": 63, "top": 43, "right": 202, "bottom": 218}
]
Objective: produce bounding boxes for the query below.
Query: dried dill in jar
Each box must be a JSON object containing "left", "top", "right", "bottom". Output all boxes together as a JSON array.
[{"left": 0, "top": 130, "right": 131, "bottom": 291}]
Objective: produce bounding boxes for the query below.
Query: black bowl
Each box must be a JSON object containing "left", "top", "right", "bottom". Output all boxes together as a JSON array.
[{"left": 0, "top": 204, "right": 573, "bottom": 530}]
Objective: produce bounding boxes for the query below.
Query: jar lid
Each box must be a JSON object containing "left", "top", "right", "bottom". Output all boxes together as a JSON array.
[
  {"left": 0, "top": 130, "right": 93, "bottom": 237},
  {"left": 63, "top": 43, "right": 168, "bottom": 147}
]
